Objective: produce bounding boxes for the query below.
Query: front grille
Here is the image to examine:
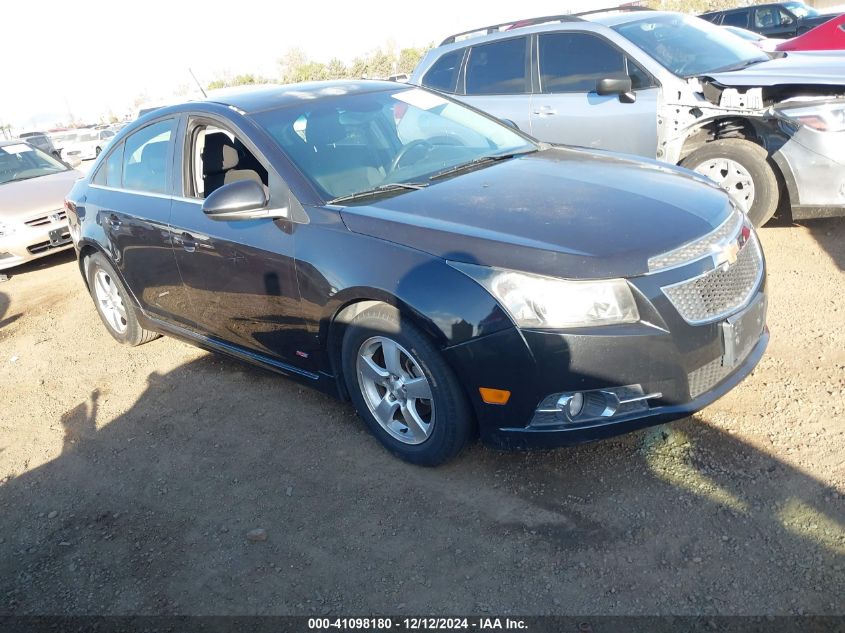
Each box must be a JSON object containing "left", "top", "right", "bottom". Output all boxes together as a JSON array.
[
  {"left": 27, "top": 233, "right": 70, "bottom": 254},
  {"left": 662, "top": 234, "right": 763, "bottom": 325},
  {"left": 24, "top": 209, "right": 67, "bottom": 228}
]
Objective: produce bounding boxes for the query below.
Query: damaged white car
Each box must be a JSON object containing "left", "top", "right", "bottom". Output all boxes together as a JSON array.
[{"left": 410, "top": 10, "right": 845, "bottom": 226}]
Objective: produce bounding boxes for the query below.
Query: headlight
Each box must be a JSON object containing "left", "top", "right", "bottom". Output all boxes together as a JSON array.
[
  {"left": 449, "top": 262, "right": 639, "bottom": 329},
  {"left": 0, "top": 222, "right": 15, "bottom": 238},
  {"left": 780, "top": 101, "right": 845, "bottom": 132}
]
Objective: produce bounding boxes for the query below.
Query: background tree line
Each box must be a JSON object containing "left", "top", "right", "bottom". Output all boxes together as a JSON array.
[{"left": 207, "top": 44, "right": 431, "bottom": 90}]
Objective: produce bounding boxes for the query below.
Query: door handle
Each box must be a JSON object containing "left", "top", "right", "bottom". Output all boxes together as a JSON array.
[
  {"left": 174, "top": 231, "right": 197, "bottom": 253},
  {"left": 532, "top": 106, "right": 557, "bottom": 116}
]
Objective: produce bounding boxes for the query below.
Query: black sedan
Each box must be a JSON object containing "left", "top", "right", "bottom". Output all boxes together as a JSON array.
[{"left": 65, "top": 81, "right": 768, "bottom": 465}]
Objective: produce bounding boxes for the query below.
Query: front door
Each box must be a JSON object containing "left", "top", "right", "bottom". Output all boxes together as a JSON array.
[
  {"left": 528, "top": 32, "right": 659, "bottom": 158},
  {"left": 169, "top": 118, "right": 311, "bottom": 370}
]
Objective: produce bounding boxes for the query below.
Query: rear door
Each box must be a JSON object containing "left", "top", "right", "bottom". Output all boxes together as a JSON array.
[
  {"left": 529, "top": 31, "right": 659, "bottom": 157},
  {"left": 459, "top": 36, "right": 534, "bottom": 133},
  {"left": 87, "top": 118, "right": 190, "bottom": 324}
]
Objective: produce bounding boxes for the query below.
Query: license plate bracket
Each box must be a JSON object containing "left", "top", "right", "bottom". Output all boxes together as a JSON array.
[
  {"left": 48, "top": 228, "right": 71, "bottom": 247},
  {"left": 721, "top": 294, "right": 766, "bottom": 368}
]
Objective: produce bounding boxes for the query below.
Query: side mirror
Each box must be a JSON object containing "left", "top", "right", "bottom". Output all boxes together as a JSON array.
[
  {"left": 596, "top": 77, "right": 636, "bottom": 104},
  {"left": 499, "top": 118, "right": 520, "bottom": 130},
  {"left": 202, "top": 180, "right": 287, "bottom": 221},
  {"left": 596, "top": 77, "right": 633, "bottom": 96}
]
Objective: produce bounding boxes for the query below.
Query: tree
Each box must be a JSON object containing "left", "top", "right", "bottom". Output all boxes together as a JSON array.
[{"left": 207, "top": 74, "right": 270, "bottom": 90}]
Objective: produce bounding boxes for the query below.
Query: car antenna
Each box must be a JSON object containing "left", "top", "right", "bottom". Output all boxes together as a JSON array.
[{"left": 188, "top": 68, "right": 208, "bottom": 99}]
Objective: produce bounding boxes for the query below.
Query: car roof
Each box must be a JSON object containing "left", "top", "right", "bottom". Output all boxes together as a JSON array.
[
  {"left": 588, "top": 10, "right": 688, "bottom": 27},
  {"left": 0, "top": 139, "right": 32, "bottom": 147},
  {"left": 199, "top": 80, "right": 403, "bottom": 114}
]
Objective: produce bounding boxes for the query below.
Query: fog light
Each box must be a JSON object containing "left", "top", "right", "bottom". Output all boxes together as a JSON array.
[{"left": 559, "top": 392, "right": 585, "bottom": 418}]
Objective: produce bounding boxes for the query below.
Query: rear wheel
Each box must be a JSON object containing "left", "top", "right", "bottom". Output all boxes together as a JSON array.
[
  {"left": 341, "top": 304, "right": 473, "bottom": 465},
  {"left": 681, "top": 139, "right": 779, "bottom": 227},
  {"left": 85, "top": 252, "right": 159, "bottom": 346}
]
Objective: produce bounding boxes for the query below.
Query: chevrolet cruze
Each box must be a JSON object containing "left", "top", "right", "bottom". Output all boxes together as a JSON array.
[{"left": 65, "top": 81, "right": 768, "bottom": 465}]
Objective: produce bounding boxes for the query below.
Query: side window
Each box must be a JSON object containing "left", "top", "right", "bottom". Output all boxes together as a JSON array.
[
  {"left": 422, "top": 49, "right": 464, "bottom": 93},
  {"left": 722, "top": 10, "right": 750, "bottom": 28},
  {"left": 754, "top": 7, "right": 791, "bottom": 28},
  {"left": 626, "top": 58, "right": 655, "bottom": 90},
  {"left": 465, "top": 37, "right": 528, "bottom": 95},
  {"left": 539, "top": 33, "right": 626, "bottom": 94},
  {"left": 93, "top": 142, "right": 125, "bottom": 187},
  {"left": 189, "top": 123, "right": 269, "bottom": 199},
  {"left": 122, "top": 119, "right": 175, "bottom": 194}
]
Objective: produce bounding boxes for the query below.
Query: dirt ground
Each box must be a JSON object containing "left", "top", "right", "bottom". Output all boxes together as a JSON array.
[{"left": 0, "top": 212, "right": 843, "bottom": 616}]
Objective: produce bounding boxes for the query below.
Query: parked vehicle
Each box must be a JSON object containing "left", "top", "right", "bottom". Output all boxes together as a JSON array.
[
  {"left": 18, "top": 132, "right": 61, "bottom": 159},
  {"left": 49, "top": 131, "right": 83, "bottom": 166},
  {"left": 700, "top": 2, "right": 839, "bottom": 38},
  {"left": 775, "top": 13, "right": 845, "bottom": 50},
  {"left": 410, "top": 10, "right": 845, "bottom": 225},
  {"left": 0, "top": 140, "right": 82, "bottom": 270},
  {"left": 722, "top": 25, "right": 785, "bottom": 51},
  {"left": 66, "top": 82, "right": 768, "bottom": 465},
  {"left": 62, "top": 128, "right": 116, "bottom": 161}
]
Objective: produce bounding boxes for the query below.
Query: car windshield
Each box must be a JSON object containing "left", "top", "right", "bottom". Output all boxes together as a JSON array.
[
  {"left": 614, "top": 14, "right": 770, "bottom": 77},
  {"left": 784, "top": 2, "right": 818, "bottom": 18},
  {"left": 253, "top": 86, "right": 536, "bottom": 201},
  {"left": 77, "top": 131, "right": 98, "bottom": 142},
  {"left": 0, "top": 143, "right": 68, "bottom": 185}
]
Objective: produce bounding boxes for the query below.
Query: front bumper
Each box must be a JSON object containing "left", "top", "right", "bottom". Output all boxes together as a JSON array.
[
  {"left": 0, "top": 221, "right": 74, "bottom": 271},
  {"left": 443, "top": 244, "right": 768, "bottom": 451},
  {"left": 772, "top": 125, "right": 845, "bottom": 220}
]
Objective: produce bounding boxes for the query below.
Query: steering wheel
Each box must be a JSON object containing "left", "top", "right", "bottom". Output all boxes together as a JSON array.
[{"left": 390, "top": 140, "right": 434, "bottom": 172}]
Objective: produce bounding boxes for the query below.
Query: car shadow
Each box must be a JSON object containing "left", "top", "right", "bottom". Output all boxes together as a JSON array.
[
  {"left": 0, "top": 292, "right": 20, "bottom": 331},
  {"left": 0, "top": 249, "right": 77, "bottom": 280},
  {"left": 0, "top": 351, "right": 841, "bottom": 616}
]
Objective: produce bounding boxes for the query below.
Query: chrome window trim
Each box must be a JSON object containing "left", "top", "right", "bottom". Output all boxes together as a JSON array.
[{"left": 89, "top": 184, "right": 172, "bottom": 200}]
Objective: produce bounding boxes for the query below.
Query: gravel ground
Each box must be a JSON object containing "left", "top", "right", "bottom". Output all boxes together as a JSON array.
[{"left": 0, "top": 214, "right": 843, "bottom": 616}]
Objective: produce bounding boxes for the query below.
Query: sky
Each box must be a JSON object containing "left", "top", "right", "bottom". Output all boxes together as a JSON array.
[{"left": 1, "top": 0, "right": 618, "bottom": 131}]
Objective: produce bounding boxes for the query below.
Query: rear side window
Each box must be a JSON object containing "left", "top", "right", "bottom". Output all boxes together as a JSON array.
[
  {"left": 122, "top": 119, "right": 175, "bottom": 194},
  {"left": 465, "top": 37, "right": 528, "bottom": 95},
  {"left": 723, "top": 10, "right": 750, "bottom": 28},
  {"left": 422, "top": 49, "right": 464, "bottom": 93},
  {"left": 94, "top": 142, "right": 124, "bottom": 188},
  {"left": 539, "top": 33, "right": 627, "bottom": 93}
]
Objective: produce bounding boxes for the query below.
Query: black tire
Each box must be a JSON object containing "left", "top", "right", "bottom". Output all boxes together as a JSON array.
[
  {"left": 85, "top": 252, "right": 159, "bottom": 346},
  {"left": 681, "top": 139, "right": 779, "bottom": 227},
  {"left": 341, "top": 304, "right": 473, "bottom": 466}
]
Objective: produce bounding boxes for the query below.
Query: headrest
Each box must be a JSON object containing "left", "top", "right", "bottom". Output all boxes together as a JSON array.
[
  {"left": 202, "top": 132, "right": 239, "bottom": 174},
  {"left": 305, "top": 109, "right": 347, "bottom": 146},
  {"left": 141, "top": 141, "right": 168, "bottom": 173}
]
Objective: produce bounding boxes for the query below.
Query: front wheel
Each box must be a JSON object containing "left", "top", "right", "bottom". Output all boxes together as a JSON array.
[
  {"left": 681, "top": 139, "right": 779, "bottom": 227},
  {"left": 85, "top": 252, "right": 159, "bottom": 346},
  {"left": 342, "top": 304, "right": 473, "bottom": 465}
]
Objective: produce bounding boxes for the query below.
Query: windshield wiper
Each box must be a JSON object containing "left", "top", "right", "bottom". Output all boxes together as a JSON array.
[
  {"left": 328, "top": 182, "right": 428, "bottom": 204},
  {"left": 428, "top": 149, "right": 537, "bottom": 182}
]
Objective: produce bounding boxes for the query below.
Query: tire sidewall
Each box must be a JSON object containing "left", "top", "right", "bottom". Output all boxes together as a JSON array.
[
  {"left": 341, "top": 307, "right": 470, "bottom": 465},
  {"left": 682, "top": 139, "right": 779, "bottom": 227}
]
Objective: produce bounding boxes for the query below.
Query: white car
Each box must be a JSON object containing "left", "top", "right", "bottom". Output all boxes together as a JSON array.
[{"left": 60, "top": 129, "right": 116, "bottom": 162}]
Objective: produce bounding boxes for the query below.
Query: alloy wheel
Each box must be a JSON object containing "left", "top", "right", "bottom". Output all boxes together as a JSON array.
[
  {"left": 93, "top": 269, "right": 128, "bottom": 334},
  {"left": 356, "top": 336, "right": 435, "bottom": 445}
]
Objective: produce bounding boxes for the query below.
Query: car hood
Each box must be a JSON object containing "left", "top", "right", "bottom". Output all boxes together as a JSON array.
[
  {"left": 337, "top": 148, "right": 733, "bottom": 279},
  {"left": 0, "top": 170, "right": 82, "bottom": 222},
  {"left": 704, "top": 51, "right": 845, "bottom": 86}
]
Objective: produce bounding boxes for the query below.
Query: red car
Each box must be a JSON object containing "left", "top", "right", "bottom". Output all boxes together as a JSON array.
[{"left": 776, "top": 14, "right": 845, "bottom": 50}]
